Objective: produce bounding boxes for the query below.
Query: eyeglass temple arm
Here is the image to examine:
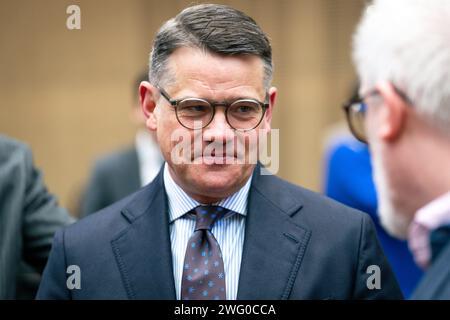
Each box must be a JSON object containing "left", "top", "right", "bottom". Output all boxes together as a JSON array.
[{"left": 156, "top": 86, "right": 177, "bottom": 106}]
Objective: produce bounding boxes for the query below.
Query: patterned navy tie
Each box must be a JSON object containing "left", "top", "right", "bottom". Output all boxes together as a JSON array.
[{"left": 181, "top": 205, "right": 228, "bottom": 300}]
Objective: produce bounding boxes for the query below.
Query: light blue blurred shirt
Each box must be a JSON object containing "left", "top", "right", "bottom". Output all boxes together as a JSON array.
[{"left": 163, "top": 163, "right": 251, "bottom": 300}]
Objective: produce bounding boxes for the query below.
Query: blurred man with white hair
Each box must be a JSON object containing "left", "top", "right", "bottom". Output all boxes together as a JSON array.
[{"left": 346, "top": 0, "right": 450, "bottom": 299}]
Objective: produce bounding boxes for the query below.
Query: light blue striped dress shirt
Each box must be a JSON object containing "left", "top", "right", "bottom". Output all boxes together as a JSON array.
[{"left": 163, "top": 163, "right": 252, "bottom": 300}]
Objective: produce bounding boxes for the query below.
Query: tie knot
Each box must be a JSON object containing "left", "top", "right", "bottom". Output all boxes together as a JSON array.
[{"left": 193, "top": 205, "right": 227, "bottom": 231}]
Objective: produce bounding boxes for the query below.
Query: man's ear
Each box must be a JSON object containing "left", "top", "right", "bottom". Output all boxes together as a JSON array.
[
  {"left": 262, "top": 87, "right": 277, "bottom": 131},
  {"left": 376, "top": 82, "right": 408, "bottom": 142},
  {"left": 139, "top": 81, "right": 159, "bottom": 131}
]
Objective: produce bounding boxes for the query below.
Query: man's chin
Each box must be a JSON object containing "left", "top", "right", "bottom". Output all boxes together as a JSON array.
[
  {"left": 196, "top": 175, "right": 239, "bottom": 192},
  {"left": 192, "top": 167, "right": 252, "bottom": 196},
  {"left": 370, "top": 140, "right": 411, "bottom": 240}
]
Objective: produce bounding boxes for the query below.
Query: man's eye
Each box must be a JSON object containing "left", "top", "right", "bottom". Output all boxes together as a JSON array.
[
  {"left": 236, "top": 105, "right": 256, "bottom": 113},
  {"left": 178, "top": 102, "right": 211, "bottom": 116},
  {"left": 230, "top": 102, "right": 260, "bottom": 115},
  {"left": 187, "top": 105, "right": 208, "bottom": 112}
]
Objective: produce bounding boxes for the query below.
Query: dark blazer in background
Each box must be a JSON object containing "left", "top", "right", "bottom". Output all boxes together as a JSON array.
[
  {"left": 411, "top": 226, "right": 450, "bottom": 299},
  {"left": 0, "top": 135, "right": 74, "bottom": 299},
  {"left": 37, "top": 165, "right": 403, "bottom": 299},
  {"left": 80, "top": 147, "right": 140, "bottom": 216}
]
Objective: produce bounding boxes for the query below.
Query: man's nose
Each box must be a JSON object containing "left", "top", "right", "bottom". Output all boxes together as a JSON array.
[{"left": 203, "top": 108, "right": 234, "bottom": 142}]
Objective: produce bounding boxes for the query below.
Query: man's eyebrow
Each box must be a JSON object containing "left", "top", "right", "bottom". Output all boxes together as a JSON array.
[
  {"left": 170, "top": 84, "right": 265, "bottom": 101},
  {"left": 176, "top": 94, "right": 263, "bottom": 102}
]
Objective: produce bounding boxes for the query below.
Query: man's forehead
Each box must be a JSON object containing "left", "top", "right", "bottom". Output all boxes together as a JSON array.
[
  {"left": 168, "top": 47, "right": 264, "bottom": 77},
  {"left": 165, "top": 47, "right": 266, "bottom": 97}
]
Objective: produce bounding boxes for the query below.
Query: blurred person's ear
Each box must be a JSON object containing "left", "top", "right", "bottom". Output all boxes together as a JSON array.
[
  {"left": 376, "top": 82, "right": 409, "bottom": 143},
  {"left": 139, "top": 81, "right": 158, "bottom": 131}
]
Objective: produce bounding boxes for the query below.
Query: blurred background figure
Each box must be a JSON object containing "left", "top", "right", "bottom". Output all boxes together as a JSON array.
[
  {"left": 323, "top": 87, "right": 423, "bottom": 297},
  {"left": 80, "top": 72, "right": 163, "bottom": 216},
  {"left": 351, "top": 0, "right": 450, "bottom": 299},
  {"left": 0, "top": 135, "right": 74, "bottom": 299}
]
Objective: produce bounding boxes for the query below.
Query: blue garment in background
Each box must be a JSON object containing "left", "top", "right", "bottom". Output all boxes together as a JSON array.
[{"left": 323, "top": 136, "right": 423, "bottom": 298}]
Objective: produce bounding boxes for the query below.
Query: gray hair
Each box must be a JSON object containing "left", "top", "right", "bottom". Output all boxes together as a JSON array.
[
  {"left": 353, "top": 0, "right": 450, "bottom": 130},
  {"left": 149, "top": 4, "right": 273, "bottom": 90}
]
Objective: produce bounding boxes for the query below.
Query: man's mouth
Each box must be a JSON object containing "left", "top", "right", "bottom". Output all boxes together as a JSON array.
[{"left": 201, "top": 154, "right": 237, "bottom": 164}]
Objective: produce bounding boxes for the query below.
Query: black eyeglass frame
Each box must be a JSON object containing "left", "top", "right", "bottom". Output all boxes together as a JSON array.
[
  {"left": 342, "top": 89, "right": 378, "bottom": 143},
  {"left": 157, "top": 86, "right": 269, "bottom": 131},
  {"left": 342, "top": 85, "right": 411, "bottom": 143}
]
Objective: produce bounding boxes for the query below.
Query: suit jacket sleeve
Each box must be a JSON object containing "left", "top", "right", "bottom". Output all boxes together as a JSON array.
[
  {"left": 21, "top": 144, "right": 75, "bottom": 273},
  {"left": 352, "top": 213, "right": 403, "bottom": 299},
  {"left": 36, "top": 229, "right": 71, "bottom": 299}
]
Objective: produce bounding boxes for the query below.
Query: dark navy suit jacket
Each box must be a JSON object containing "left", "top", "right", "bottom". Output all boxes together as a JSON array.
[
  {"left": 412, "top": 227, "right": 450, "bottom": 299},
  {"left": 37, "top": 166, "right": 403, "bottom": 299}
]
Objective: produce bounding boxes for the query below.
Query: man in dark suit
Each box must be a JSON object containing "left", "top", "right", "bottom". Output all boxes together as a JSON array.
[
  {"left": 0, "top": 135, "right": 74, "bottom": 299},
  {"left": 80, "top": 147, "right": 140, "bottom": 216},
  {"left": 80, "top": 73, "right": 163, "bottom": 216},
  {"left": 349, "top": 0, "right": 450, "bottom": 299},
  {"left": 37, "top": 3, "right": 402, "bottom": 300}
]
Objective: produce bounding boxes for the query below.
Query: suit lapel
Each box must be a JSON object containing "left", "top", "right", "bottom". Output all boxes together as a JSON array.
[
  {"left": 111, "top": 170, "right": 176, "bottom": 299},
  {"left": 237, "top": 169, "right": 311, "bottom": 299}
]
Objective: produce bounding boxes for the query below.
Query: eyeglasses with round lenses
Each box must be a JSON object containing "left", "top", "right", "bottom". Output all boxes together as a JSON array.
[{"left": 157, "top": 86, "right": 269, "bottom": 131}]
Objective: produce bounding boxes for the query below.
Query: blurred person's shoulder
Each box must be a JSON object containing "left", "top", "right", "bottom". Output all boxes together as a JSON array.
[
  {"left": 0, "top": 134, "right": 33, "bottom": 164},
  {"left": 92, "top": 145, "right": 137, "bottom": 173}
]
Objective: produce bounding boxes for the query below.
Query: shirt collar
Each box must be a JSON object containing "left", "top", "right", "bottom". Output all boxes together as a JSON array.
[
  {"left": 408, "top": 190, "right": 450, "bottom": 269},
  {"left": 163, "top": 162, "right": 252, "bottom": 223},
  {"left": 414, "top": 191, "right": 450, "bottom": 230}
]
